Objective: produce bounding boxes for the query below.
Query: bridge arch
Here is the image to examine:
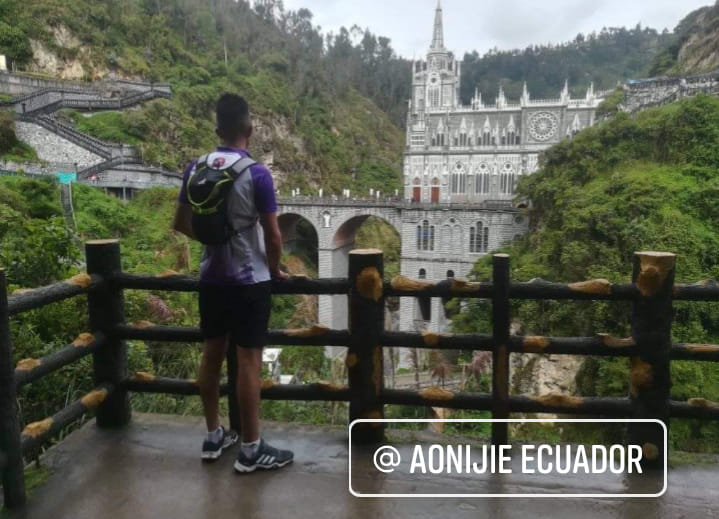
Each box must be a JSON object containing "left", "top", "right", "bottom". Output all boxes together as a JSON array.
[
  {"left": 278, "top": 212, "right": 319, "bottom": 252},
  {"left": 277, "top": 201, "right": 402, "bottom": 359}
]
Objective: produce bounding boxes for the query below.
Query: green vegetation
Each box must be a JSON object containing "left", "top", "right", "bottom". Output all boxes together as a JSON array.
[
  {"left": 0, "top": 176, "right": 341, "bottom": 430},
  {"left": 452, "top": 95, "right": 719, "bottom": 451},
  {"left": 595, "top": 88, "right": 624, "bottom": 118},
  {"left": 0, "top": 111, "right": 37, "bottom": 162},
  {"left": 59, "top": 110, "right": 141, "bottom": 146},
  {"left": 650, "top": 3, "right": 719, "bottom": 75},
  {"left": 461, "top": 25, "right": 673, "bottom": 103},
  {"left": 356, "top": 217, "right": 401, "bottom": 279},
  {"left": 0, "top": 0, "right": 405, "bottom": 193}
]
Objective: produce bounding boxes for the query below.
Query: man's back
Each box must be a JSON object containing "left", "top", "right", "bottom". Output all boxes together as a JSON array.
[{"left": 179, "top": 146, "right": 277, "bottom": 286}]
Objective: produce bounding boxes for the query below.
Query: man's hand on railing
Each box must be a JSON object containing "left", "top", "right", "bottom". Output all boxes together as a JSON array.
[{"left": 271, "top": 269, "right": 290, "bottom": 281}]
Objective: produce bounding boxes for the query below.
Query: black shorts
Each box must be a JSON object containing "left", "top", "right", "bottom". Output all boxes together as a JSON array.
[{"left": 199, "top": 281, "right": 272, "bottom": 349}]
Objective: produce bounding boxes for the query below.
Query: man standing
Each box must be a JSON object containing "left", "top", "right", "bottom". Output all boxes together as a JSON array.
[{"left": 173, "top": 93, "right": 293, "bottom": 473}]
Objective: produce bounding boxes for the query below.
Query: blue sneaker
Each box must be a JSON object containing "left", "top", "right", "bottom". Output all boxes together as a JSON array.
[
  {"left": 201, "top": 426, "right": 238, "bottom": 461},
  {"left": 233, "top": 439, "right": 294, "bottom": 473}
]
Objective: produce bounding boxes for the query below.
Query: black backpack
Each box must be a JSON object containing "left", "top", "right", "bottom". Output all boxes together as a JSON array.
[{"left": 186, "top": 155, "right": 257, "bottom": 245}]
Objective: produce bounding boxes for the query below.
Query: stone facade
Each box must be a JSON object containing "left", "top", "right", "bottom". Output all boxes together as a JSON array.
[
  {"left": 622, "top": 69, "right": 719, "bottom": 113},
  {"left": 404, "top": 3, "right": 603, "bottom": 206},
  {"left": 277, "top": 198, "right": 525, "bottom": 359}
]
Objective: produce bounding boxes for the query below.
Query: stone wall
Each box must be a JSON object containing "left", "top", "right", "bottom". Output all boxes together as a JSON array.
[
  {"left": 623, "top": 70, "right": 719, "bottom": 113},
  {"left": 15, "top": 121, "right": 104, "bottom": 168}
]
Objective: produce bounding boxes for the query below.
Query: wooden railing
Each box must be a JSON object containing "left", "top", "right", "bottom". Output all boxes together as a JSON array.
[{"left": 3, "top": 242, "right": 719, "bottom": 508}]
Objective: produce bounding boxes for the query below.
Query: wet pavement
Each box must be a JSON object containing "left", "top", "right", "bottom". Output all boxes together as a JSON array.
[{"left": 4, "top": 413, "right": 719, "bottom": 519}]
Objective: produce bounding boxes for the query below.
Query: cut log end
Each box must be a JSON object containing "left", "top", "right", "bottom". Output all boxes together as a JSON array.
[
  {"left": 688, "top": 398, "right": 719, "bottom": 409},
  {"left": 598, "top": 334, "right": 636, "bottom": 349},
  {"left": 531, "top": 394, "right": 584, "bottom": 408},
  {"left": 356, "top": 267, "right": 383, "bottom": 301},
  {"left": 156, "top": 270, "right": 180, "bottom": 278},
  {"left": 349, "top": 249, "right": 383, "bottom": 256},
  {"left": 22, "top": 418, "right": 54, "bottom": 439},
  {"left": 72, "top": 333, "right": 95, "bottom": 348},
  {"left": 418, "top": 387, "right": 454, "bottom": 401},
  {"left": 630, "top": 357, "right": 653, "bottom": 397},
  {"left": 569, "top": 279, "right": 612, "bottom": 296},
  {"left": 67, "top": 273, "right": 92, "bottom": 288},
  {"left": 522, "top": 336, "right": 550, "bottom": 353},
  {"left": 81, "top": 388, "right": 108, "bottom": 410},
  {"left": 642, "top": 443, "right": 659, "bottom": 461},
  {"left": 86, "top": 239, "right": 120, "bottom": 245},
  {"left": 422, "top": 331, "right": 440, "bottom": 347},
  {"left": 390, "top": 275, "right": 434, "bottom": 292},
  {"left": 285, "top": 325, "right": 330, "bottom": 338},
  {"left": 16, "top": 358, "right": 42, "bottom": 372},
  {"left": 636, "top": 252, "right": 676, "bottom": 297},
  {"left": 132, "top": 372, "right": 156, "bottom": 382}
]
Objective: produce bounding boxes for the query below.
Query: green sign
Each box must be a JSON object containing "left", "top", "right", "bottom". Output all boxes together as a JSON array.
[{"left": 56, "top": 172, "right": 77, "bottom": 185}]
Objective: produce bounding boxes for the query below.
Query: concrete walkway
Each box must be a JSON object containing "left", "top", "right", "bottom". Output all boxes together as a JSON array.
[{"left": 5, "top": 414, "right": 719, "bottom": 519}]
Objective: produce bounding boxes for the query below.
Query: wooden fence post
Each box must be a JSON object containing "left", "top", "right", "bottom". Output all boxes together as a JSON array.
[
  {"left": 86, "top": 240, "right": 131, "bottom": 428},
  {"left": 629, "top": 251, "right": 675, "bottom": 469},
  {"left": 0, "top": 270, "right": 26, "bottom": 508},
  {"left": 348, "top": 249, "right": 385, "bottom": 444},
  {"left": 492, "top": 254, "right": 511, "bottom": 445}
]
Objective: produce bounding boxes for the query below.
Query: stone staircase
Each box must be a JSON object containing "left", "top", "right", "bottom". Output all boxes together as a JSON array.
[
  {"left": 59, "top": 182, "right": 76, "bottom": 230},
  {"left": 1, "top": 73, "right": 180, "bottom": 189}
]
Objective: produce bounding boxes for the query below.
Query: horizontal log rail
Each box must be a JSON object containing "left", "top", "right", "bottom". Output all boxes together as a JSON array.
[
  {"left": 107, "top": 324, "right": 719, "bottom": 363},
  {"left": 123, "top": 373, "right": 350, "bottom": 402},
  {"left": 20, "top": 384, "right": 114, "bottom": 454},
  {"left": 14, "top": 333, "right": 103, "bottom": 387},
  {"left": 5, "top": 242, "right": 719, "bottom": 508},
  {"left": 115, "top": 323, "right": 351, "bottom": 347},
  {"left": 110, "top": 272, "right": 350, "bottom": 295},
  {"left": 107, "top": 271, "right": 719, "bottom": 302},
  {"left": 7, "top": 274, "right": 103, "bottom": 316}
]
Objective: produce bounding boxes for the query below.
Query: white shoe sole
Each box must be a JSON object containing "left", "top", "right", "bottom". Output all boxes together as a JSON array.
[
  {"left": 202, "top": 434, "right": 238, "bottom": 460},
  {"left": 233, "top": 458, "right": 293, "bottom": 473}
]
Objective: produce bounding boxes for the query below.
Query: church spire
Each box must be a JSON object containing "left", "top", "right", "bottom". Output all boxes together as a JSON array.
[{"left": 430, "top": 1, "right": 445, "bottom": 52}]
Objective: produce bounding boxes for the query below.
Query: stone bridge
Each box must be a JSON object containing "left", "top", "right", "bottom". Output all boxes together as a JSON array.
[{"left": 277, "top": 197, "right": 527, "bottom": 354}]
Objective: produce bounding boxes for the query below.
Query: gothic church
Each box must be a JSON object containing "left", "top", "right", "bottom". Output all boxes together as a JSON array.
[{"left": 403, "top": 2, "right": 604, "bottom": 205}]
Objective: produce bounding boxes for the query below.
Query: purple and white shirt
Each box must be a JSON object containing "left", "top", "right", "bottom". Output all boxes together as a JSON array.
[{"left": 179, "top": 147, "right": 277, "bottom": 286}]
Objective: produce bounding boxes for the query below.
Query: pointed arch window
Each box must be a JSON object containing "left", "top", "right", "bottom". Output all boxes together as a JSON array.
[
  {"left": 482, "top": 130, "right": 491, "bottom": 146},
  {"left": 475, "top": 164, "right": 490, "bottom": 195},
  {"left": 451, "top": 163, "right": 467, "bottom": 194},
  {"left": 417, "top": 220, "right": 436, "bottom": 251},
  {"left": 469, "top": 222, "right": 490, "bottom": 253},
  {"left": 500, "top": 163, "right": 517, "bottom": 195}
]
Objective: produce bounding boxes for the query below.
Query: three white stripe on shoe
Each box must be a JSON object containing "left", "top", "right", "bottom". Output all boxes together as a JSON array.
[{"left": 257, "top": 454, "right": 276, "bottom": 465}]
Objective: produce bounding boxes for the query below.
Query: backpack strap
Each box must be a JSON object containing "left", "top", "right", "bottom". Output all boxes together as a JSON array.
[
  {"left": 196, "top": 153, "right": 210, "bottom": 169},
  {"left": 228, "top": 157, "right": 257, "bottom": 179},
  {"left": 226, "top": 157, "right": 259, "bottom": 235}
]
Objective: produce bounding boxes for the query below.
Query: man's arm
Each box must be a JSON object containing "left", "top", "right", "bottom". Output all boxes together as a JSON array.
[
  {"left": 172, "top": 202, "right": 195, "bottom": 240},
  {"left": 259, "top": 212, "right": 288, "bottom": 280}
]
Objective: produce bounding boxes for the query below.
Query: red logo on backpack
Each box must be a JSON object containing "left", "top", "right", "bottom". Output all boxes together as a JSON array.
[{"left": 213, "top": 157, "right": 226, "bottom": 168}]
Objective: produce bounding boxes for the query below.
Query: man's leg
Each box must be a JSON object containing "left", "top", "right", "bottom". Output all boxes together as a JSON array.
[
  {"left": 235, "top": 346, "right": 262, "bottom": 442},
  {"left": 232, "top": 281, "right": 293, "bottom": 472},
  {"left": 199, "top": 336, "right": 228, "bottom": 432}
]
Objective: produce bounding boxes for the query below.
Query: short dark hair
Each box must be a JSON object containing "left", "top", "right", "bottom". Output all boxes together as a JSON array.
[{"left": 216, "top": 93, "right": 251, "bottom": 140}]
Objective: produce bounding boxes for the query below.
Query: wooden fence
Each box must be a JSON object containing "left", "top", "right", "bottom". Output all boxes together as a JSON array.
[{"left": 2, "top": 240, "right": 719, "bottom": 507}]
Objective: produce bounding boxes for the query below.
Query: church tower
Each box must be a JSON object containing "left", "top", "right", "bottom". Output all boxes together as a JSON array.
[{"left": 408, "top": 2, "right": 461, "bottom": 120}]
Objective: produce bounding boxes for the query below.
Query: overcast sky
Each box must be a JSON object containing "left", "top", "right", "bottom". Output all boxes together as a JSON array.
[{"left": 280, "top": 0, "right": 712, "bottom": 58}]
